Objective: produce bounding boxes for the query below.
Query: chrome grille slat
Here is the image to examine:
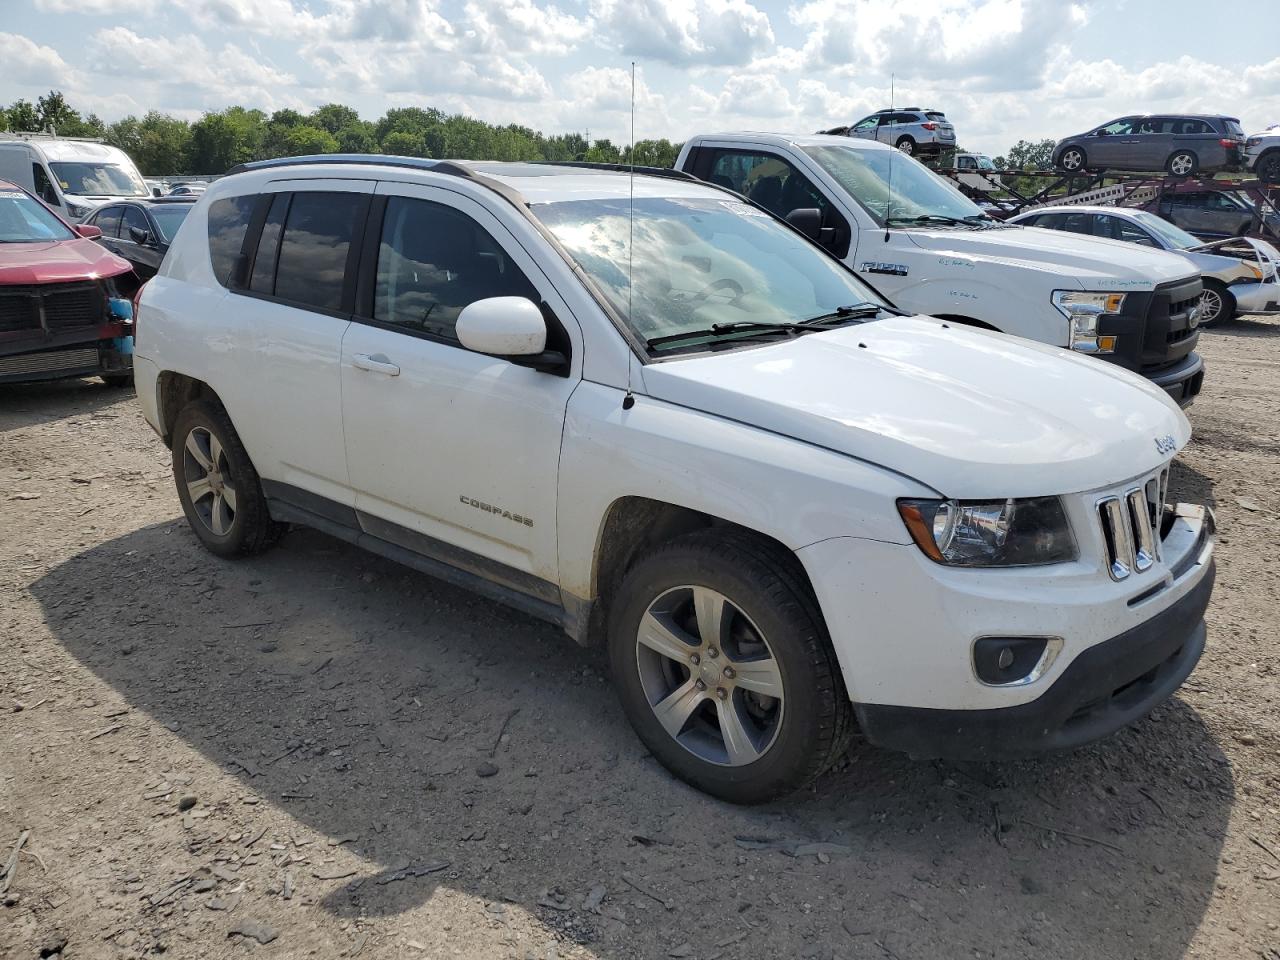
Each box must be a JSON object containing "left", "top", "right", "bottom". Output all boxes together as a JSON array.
[{"left": 1098, "top": 467, "right": 1169, "bottom": 581}]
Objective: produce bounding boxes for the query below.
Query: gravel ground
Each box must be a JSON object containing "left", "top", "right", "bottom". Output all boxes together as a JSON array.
[{"left": 2, "top": 319, "right": 1279, "bottom": 960}]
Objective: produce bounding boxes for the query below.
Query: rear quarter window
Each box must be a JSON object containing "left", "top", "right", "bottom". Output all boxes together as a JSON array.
[
  {"left": 207, "top": 195, "right": 257, "bottom": 287},
  {"left": 925, "top": 112, "right": 948, "bottom": 122}
]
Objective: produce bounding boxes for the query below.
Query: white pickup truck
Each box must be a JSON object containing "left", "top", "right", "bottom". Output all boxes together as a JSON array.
[
  {"left": 676, "top": 133, "right": 1206, "bottom": 406},
  {"left": 135, "top": 157, "right": 1215, "bottom": 802}
]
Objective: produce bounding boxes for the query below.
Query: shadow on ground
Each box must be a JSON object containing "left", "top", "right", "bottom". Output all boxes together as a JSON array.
[
  {"left": 31, "top": 521, "right": 1232, "bottom": 959},
  {"left": 0, "top": 377, "right": 132, "bottom": 434}
]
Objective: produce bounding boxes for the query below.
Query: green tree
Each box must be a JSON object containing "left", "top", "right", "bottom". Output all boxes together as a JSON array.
[
  {"left": 187, "top": 107, "right": 266, "bottom": 172},
  {"left": 6, "top": 99, "right": 40, "bottom": 131},
  {"left": 335, "top": 122, "right": 378, "bottom": 153},
  {"left": 280, "top": 125, "right": 338, "bottom": 156},
  {"left": 626, "top": 138, "right": 682, "bottom": 168},
  {"left": 994, "top": 139, "right": 1055, "bottom": 171},
  {"left": 36, "top": 90, "right": 78, "bottom": 130},
  {"left": 584, "top": 139, "right": 623, "bottom": 163},
  {"left": 311, "top": 103, "right": 360, "bottom": 136},
  {"left": 381, "top": 130, "right": 426, "bottom": 157}
]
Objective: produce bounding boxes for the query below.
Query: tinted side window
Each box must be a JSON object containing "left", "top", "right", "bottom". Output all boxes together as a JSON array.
[
  {"left": 250, "top": 194, "right": 290, "bottom": 294},
  {"left": 121, "top": 206, "right": 148, "bottom": 240},
  {"left": 32, "top": 164, "right": 58, "bottom": 205},
  {"left": 373, "top": 196, "right": 538, "bottom": 341},
  {"left": 273, "top": 192, "right": 364, "bottom": 312},
  {"left": 207, "top": 195, "right": 257, "bottom": 287},
  {"left": 94, "top": 205, "right": 123, "bottom": 238},
  {"left": 708, "top": 150, "right": 829, "bottom": 221}
]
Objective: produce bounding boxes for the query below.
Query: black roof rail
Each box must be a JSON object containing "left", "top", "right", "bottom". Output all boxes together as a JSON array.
[
  {"left": 528, "top": 160, "right": 701, "bottom": 182},
  {"left": 224, "top": 154, "right": 483, "bottom": 180}
]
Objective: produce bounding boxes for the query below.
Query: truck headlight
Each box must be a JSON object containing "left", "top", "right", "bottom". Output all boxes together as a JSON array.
[
  {"left": 897, "top": 497, "right": 1076, "bottom": 567},
  {"left": 1052, "top": 291, "right": 1123, "bottom": 354}
]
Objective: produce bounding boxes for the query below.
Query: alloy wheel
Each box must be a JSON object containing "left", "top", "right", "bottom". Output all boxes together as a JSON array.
[
  {"left": 634, "top": 585, "right": 784, "bottom": 767},
  {"left": 897, "top": 139, "right": 914, "bottom": 156},
  {"left": 182, "top": 426, "right": 238, "bottom": 536},
  {"left": 1199, "top": 288, "right": 1223, "bottom": 325},
  {"left": 1061, "top": 149, "right": 1084, "bottom": 171},
  {"left": 1170, "top": 153, "right": 1195, "bottom": 176}
]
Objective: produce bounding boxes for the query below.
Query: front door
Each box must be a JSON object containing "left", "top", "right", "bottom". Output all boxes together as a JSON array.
[
  {"left": 340, "top": 183, "right": 581, "bottom": 588},
  {"left": 116, "top": 205, "right": 164, "bottom": 279},
  {"left": 1089, "top": 119, "right": 1135, "bottom": 168}
]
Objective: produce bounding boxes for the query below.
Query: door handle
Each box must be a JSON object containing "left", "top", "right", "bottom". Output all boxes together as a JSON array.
[{"left": 352, "top": 353, "right": 400, "bottom": 376}]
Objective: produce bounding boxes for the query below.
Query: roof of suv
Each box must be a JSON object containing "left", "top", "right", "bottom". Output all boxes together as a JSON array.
[
  {"left": 691, "top": 132, "right": 895, "bottom": 152},
  {"left": 222, "top": 156, "right": 727, "bottom": 205}
]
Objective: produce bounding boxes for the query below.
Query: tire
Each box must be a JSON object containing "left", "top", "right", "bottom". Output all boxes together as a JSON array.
[
  {"left": 1257, "top": 151, "right": 1280, "bottom": 185},
  {"left": 171, "top": 399, "right": 285, "bottom": 558},
  {"left": 1198, "top": 280, "right": 1235, "bottom": 326},
  {"left": 101, "top": 373, "right": 133, "bottom": 388},
  {"left": 607, "top": 529, "right": 853, "bottom": 804},
  {"left": 1167, "top": 150, "right": 1198, "bottom": 177},
  {"left": 894, "top": 136, "right": 915, "bottom": 156},
  {"left": 1058, "top": 146, "right": 1087, "bottom": 173}
]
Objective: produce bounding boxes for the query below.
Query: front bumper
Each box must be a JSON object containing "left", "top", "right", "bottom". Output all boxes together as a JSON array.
[
  {"left": 1230, "top": 280, "right": 1280, "bottom": 314},
  {"left": 0, "top": 337, "right": 132, "bottom": 385},
  {"left": 855, "top": 560, "right": 1212, "bottom": 759},
  {"left": 1144, "top": 351, "right": 1204, "bottom": 408}
]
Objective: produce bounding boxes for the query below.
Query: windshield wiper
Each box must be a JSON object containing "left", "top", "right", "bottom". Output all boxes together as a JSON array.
[
  {"left": 646, "top": 306, "right": 886, "bottom": 351},
  {"left": 885, "top": 214, "right": 979, "bottom": 228}
]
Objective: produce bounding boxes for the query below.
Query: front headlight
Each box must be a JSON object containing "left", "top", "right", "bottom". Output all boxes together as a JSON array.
[
  {"left": 897, "top": 497, "right": 1076, "bottom": 567},
  {"left": 1052, "top": 290, "right": 1124, "bottom": 354}
]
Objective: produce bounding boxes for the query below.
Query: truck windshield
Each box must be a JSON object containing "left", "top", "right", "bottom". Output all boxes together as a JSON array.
[
  {"left": 803, "top": 144, "right": 987, "bottom": 227},
  {"left": 536, "top": 196, "right": 883, "bottom": 346},
  {"left": 0, "top": 189, "right": 75, "bottom": 242},
  {"left": 50, "top": 162, "right": 147, "bottom": 198}
]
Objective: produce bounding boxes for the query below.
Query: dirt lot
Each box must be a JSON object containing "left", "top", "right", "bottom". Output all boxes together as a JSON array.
[{"left": 2, "top": 320, "right": 1279, "bottom": 960}]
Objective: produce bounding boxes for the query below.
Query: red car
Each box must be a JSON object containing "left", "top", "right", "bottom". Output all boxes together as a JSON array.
[{"left": 1, "top": 178, "right": 137, "bottom": 386}]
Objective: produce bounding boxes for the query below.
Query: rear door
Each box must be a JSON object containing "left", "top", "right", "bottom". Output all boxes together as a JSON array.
[{"left": 223, "top": 179, "right": 373, "bottom": 504}]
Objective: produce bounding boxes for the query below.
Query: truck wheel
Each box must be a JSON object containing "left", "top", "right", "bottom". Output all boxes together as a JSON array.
[
  {"left": 895, "top": 136, "right": 915, "bottom": 156},
  {"left": 1167, "top": 151, "right": 1198, "bottom": 177},
  {"left": 607, "top": 529, "right": 852, "bottom": 803},
  {"left": 1198, "top": 280, "right": 1235, "bottom": 326},
  {"left": 171, "top": 400, "right": 284, "bottom": 558},
  {"left": 1058, "top": 147, "right": 1087, "bottom": 172},
  {"left": 1257, "top": 151, "right": 1280, "bottom": 184}
]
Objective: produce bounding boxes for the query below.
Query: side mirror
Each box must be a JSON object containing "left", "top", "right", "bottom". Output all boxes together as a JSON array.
[
  {"left": 129, "top": 225, "right": 151, "bottom": 245},
  {"left": 75, "top": 224, "right": 102, "bottom": 239},
  {"left": 785, "top": 207, "right": 836, "bottom": 248}
]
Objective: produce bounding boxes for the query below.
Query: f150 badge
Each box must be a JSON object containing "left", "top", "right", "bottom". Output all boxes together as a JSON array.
[
  {"left": 1154, "top": 435, "right": 1177, "bottom": 455},
  {"left": 859, "top": 261, "right": 909, "bottom": 277}
]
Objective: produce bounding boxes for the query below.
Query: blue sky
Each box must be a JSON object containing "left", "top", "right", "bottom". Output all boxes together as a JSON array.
[{"left": 3, "top": 0, "right": 1278, "bottom": 154}]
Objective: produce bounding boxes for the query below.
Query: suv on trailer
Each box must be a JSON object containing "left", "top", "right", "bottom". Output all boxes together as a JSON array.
[
  {"left": 677, "top": 133, "right": 1206, "bottom": 407},
  {"left": 1052, "top": 115, "right": 1246, "bottom": 176},
  {"left": 831, "top": 108, "right": 956, "bottom": 158},
  {"left": 0, "top": 179, "right": 136, "bottom": 386},
  {"left": 1244, "top": 125, "right": 1280, "bottom": 184},
  {"left": 135, "top": 156, "right": 1215, "bottom": 803}
]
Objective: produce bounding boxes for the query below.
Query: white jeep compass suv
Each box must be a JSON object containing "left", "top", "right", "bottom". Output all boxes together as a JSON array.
[{"left": 134, "top": 156, "right": 1216, "bottom": 803}]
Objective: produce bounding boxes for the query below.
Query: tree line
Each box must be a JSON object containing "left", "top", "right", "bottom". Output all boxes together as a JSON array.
[{"left": 1, "top": 90, "right": 683, "bottom": 176}]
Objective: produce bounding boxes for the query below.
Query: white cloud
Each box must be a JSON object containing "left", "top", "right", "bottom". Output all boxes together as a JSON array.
[
  {"left": 463, "top": 0, "right": 590, "bottom": 56},
  {"left": 590, "top": 0, "right": 776, "bottom": 66},
  {"left": 0, "top": 32, "right": 73, "bottom": 87},
  {"left": 34, "top": 0, "right": 156, "bottom": 11}
]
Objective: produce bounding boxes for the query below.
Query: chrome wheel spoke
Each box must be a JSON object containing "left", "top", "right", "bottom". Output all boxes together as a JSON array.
[
  {"left": 652, "top": 679, "right": 704, "bottom": 739},
  {"left": 716, "top": 697, "right": 761, "bottom": 765},
  {"left": 731, "top": 656, "right": 783, "bottom": 699},
  {"left": 185, "top": 430, "right": 212, "bottom": 471},
  {"left": 221, "top": 484, "right": 238, "bottom": 512},
  {"left": 208, "top": 432, "right": 225, "bottom": 470},
  {"left": 692, "top": 587, "right": 727, "bottom": 648},
  {"left": 638, "top": 611, "right": 695, "bottom": 663},
  {"left": 187, "top": 476, "right": 213, "bottom": 504}
]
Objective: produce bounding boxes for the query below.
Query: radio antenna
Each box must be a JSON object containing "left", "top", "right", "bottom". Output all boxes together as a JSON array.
[
  {"left": 884, "top": 75, "right": 895, "bottom": 242},
  {"left": 623, "top": 60, "right": 637, "bottom": 411}
]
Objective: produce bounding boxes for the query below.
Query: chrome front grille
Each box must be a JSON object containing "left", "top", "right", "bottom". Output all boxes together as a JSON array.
[{"left": 1098, "top": 469, "right": 1168, "bottom": 581}]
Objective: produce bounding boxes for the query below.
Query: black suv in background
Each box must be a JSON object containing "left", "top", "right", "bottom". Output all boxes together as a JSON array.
[{"left": 1053, "top": 115, "right": 1246, "bottom": 176}]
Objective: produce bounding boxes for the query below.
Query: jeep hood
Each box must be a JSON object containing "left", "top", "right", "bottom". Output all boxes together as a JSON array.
[
  {"left": 903, "top": 225, "right": 1196, "bottom": 287},
  {"left": 0, "top": 237, "right": 132, "bottom": 284},
  {"left": 640, "top": 316, "right": 1189, "bottom": 499}
]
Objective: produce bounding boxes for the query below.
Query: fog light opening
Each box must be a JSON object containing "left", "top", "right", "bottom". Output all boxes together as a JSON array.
[{"left": 973, "top": 636, "right": 1064, "bottom": 687}]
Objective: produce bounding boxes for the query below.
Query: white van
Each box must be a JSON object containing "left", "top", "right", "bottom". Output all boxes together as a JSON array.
[{"left": 0, "top": 134, "right": 149, "bottom": 221}]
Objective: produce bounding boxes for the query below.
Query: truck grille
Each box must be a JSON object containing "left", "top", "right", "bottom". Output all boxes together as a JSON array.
[
  {"left": 1097, "top": 468, "right": 1169, "bottom": 581},
  {"left": 0, "top": 347, "right": 99, "bottom": 378},
  {"left": 0, "top": 281, "right": 103, "bottom": 334}
]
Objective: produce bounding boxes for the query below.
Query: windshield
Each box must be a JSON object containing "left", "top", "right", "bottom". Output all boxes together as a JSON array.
[
  {"left": 0, "top": 189, "right": 75, "bottom": 242},
  {"left": 535, "top": 196, "right": 883, "bottom": 347},
  {"left": 803, "top": 144, "right": 987, "bottom": 226},
  {"left": 50, "top": 161, "right": 147, "bottom": 198},
  {"left": 150, "top": 204, "right": 192, "bottom": 242},
  {"left": 1129, "top": 211, "right": 1202, "bottom": 250},
  {"left": 975, "top": 157, "right": 997, "bottom": 171}
]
